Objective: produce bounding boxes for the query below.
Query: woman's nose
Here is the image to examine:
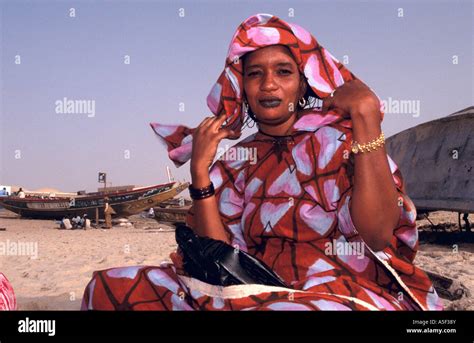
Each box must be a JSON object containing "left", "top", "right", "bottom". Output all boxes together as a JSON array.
[{"left": 260, "top": 73, "right": 278, "bottom": 91}]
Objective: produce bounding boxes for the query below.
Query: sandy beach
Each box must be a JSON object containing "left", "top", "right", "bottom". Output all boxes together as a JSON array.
[
  {"left": 0, "top": 208, "right": 472, "bottom": 310},
  {"left": 0, "top": 209, "right": 177, "bottom": 310},
  {"left": 415, "top": 211, "right": 473, "bottom": 310}
]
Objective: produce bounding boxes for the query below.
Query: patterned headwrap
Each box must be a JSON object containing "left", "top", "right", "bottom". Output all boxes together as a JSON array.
[{"left": 150, "top": 13, "right": 363, "bottom": 168}]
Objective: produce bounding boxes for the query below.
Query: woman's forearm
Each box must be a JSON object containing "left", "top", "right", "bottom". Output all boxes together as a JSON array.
[
  {"left": 190, "top": 167, "right": 231, "bottom": 244},
  {"left": 349, "top": 108, "right": 400, "bottom": 251}
]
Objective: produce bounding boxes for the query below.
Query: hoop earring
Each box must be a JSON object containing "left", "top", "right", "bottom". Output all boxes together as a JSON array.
[{"left": 298, "top": 97, "right": 307, "bottom": 108}]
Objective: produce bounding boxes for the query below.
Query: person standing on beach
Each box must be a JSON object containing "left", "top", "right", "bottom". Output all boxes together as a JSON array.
[{"left": 104, "top": 197, "right": 116, "bottom": 229}]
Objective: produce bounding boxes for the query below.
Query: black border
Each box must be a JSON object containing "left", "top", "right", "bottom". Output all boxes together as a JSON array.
[{"left": 0, "top": 311, "right": 472, "bottom": 338}]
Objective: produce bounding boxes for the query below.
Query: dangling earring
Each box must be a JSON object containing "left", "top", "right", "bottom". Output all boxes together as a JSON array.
[
  {"left": 243, "top": 112, "right": 256, "bottom": 129},
  {"left": 243, "top": 100, "right": 249, "bottom": 115},
  {"left": 298, "top": 97, "right": 307, "bottom": 108},
  {"left": 243, "top": 100, "right": 256, "bottom": 128}
]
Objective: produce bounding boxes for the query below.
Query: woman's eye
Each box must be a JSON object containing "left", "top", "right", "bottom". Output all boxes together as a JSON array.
[{"left": 247, "top": 71, "right": 260, "bottom": 77}]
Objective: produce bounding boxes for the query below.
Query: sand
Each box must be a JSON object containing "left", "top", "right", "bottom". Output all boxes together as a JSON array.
[
  {"left": 0, "top": 210, "right": 177, "bottom": 310},
  {"left": 0, "top": 208, "right": 472, "bottom": 310},
  {"left": 414, "top": 211, "right": 474, "bottom": 310}
]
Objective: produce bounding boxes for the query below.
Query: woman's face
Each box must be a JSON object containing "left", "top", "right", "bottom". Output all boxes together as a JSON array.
[{"left": 243, "top": 45, "right": 306, "bottom": 125}]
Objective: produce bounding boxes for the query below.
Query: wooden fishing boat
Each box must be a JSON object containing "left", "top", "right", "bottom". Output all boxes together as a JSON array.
[
  {"left": 154, "top": 198, "right": 193, "bottom": 223},
  {"left": 0, "top": 181, "right": 189, "bottom": 219},
  {"left": 385, "top": 106, "right": 473, "bottom": 213}
]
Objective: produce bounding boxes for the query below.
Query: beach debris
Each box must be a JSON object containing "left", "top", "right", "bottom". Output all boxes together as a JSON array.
[
  {"left": 98, "top": 256, "right": 107, "bottom": 264},
  {"left": 58, "top": 215, "right": 89, "bottom": 230},
  {"left": 61, "top": 219, "right": 72, "bottom": 230},
  {"left": 425, "top": 270, "right": 470, "bottom": 301},
  {"left": 148, "top": 207, "right": 155, "bottom": 218},
  {"left": 139, "top": 225, "right": 175, "bottom": 232},
  {"left": 114, "top": 218, "right": 130, "bottom": 224},
  {"left": 113, "top": 218, "right": 133, "bottom": 228}
]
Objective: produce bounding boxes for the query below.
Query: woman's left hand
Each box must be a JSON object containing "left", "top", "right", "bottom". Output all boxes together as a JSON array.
[
  {"left": 321, "top": 79, "right": 383, "bottom": 122},
  {"left": 322, "top": 80, "right": 399, "bottom": 251}
]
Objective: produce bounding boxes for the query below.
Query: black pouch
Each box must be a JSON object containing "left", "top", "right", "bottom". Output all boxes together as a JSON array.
[{"left": 175, "top": 223, "right": 289, "bottom": 288}]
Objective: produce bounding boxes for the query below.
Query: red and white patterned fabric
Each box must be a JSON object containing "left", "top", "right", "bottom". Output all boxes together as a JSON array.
[
  {"left": 82, "top": 110, "right": 442, "bottom": 311},
  {"left": 0, "top": 273, "right": 16, "bottom": 310}
]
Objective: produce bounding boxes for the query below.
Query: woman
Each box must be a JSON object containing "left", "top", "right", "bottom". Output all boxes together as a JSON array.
[
  {"left": 82, "top": 13, "right": 442, "bottom": 311},
  {"left": 0, "top": 273, "right": 16, "bottom": 310}
]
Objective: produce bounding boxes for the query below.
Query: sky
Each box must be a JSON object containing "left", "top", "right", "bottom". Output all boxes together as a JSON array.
[{"left": 0, "top": 0, "right": 472, "bottom": 193}]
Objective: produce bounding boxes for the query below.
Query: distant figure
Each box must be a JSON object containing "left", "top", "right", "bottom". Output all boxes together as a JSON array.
[
  {"left": 148, "top": 207, "right": 155, "bottom": 218},
  {"left": 80, "top": 214, "right": 86, "bottom": 227},
  {"left": 83, "top": 214, "right": 91, "bottom": 229},
  {"left": 17, "top": 188, "right": 25, "bottom": 198},
  {"left": 0, "top": 187, "right": 7, "bottom": 196},
  {"left": 104, "top": 197, "right": 116, "bottom": 229},
  {"left": 462, "top": 212, "right": 471, "bottom": 231},
  {"left": 71, "top": 215, "right": 82, "bottom": 229}
]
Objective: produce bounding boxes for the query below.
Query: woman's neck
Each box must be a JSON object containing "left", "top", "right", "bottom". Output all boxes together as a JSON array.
[
  {"left": 257, "top": 109, "right": 308, "bottom": 137},
  {"left": 258, "top": 123, "right": 294, "bottom": 137}
]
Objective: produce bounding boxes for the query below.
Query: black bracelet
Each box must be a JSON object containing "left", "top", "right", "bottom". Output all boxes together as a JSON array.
[{"left": 189, "top": 182, "right": 215, "bottom": 200}]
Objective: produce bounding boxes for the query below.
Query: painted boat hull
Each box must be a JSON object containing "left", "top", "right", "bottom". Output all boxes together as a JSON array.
[{"left": 0, "top": 182, "right": 190, "bottom": 219}]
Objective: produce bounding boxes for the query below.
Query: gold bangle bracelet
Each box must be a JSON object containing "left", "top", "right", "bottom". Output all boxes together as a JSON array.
[{"left": 351, "top": 132, "right": 385, "bottom": 154}]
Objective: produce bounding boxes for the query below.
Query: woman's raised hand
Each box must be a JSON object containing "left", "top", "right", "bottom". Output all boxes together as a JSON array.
[
  {"left": 190, "top": 114, "right": 236, "bottom": 175},
  {"left": 321, "top": 79, "right": 384, "bottom": 122}
]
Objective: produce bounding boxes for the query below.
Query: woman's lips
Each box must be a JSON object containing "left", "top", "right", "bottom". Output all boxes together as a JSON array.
[{"left": 259, "top": 99, "right": 282, "bottom": 108}]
